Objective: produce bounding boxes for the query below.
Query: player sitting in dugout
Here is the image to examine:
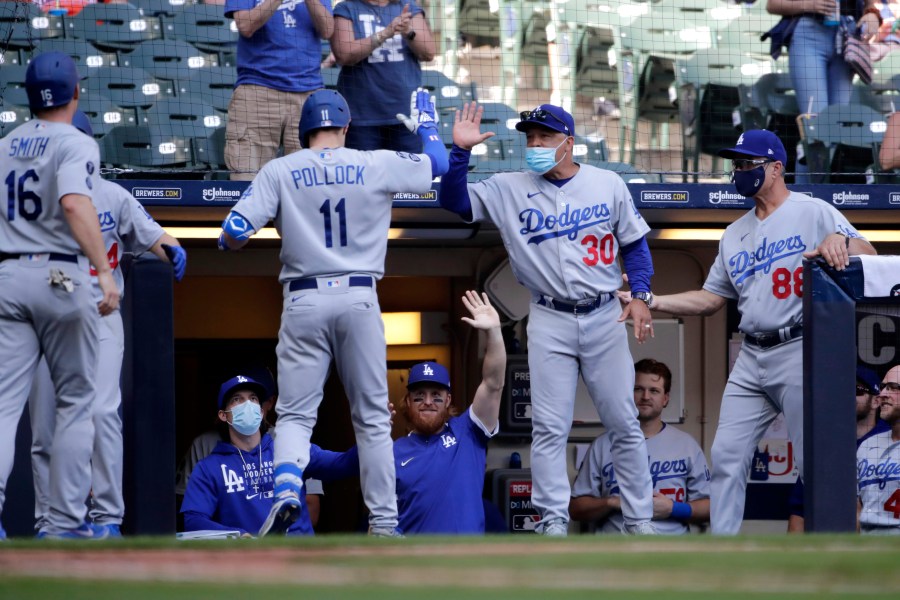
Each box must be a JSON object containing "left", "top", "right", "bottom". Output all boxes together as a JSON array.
[{"left": 180, "top": 374, "right": 358, "bottom": 537}]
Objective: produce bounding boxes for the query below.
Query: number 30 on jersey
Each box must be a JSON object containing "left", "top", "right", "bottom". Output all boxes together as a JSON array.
[{"left": 582, "top": 233, "right": 614, "bottom": 267}]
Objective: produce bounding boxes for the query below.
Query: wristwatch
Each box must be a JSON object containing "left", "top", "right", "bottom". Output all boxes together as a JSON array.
[{"left": 633, "top": 291, "right": 654, "bottom": 308}]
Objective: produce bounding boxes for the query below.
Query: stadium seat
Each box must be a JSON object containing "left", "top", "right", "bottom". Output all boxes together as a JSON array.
[
  {"left": 736, "top": 72, "right": 801, "bottom": 180},
  {"left": 458, "top": 0, "right": 499, "bottom": 47},
  {"left": 79, "top": 94, "right": 139, "bottom": 137},
  {"left": 81, "top": 66, "right": 176, "bottom": 109},
  {"left": 170, "top": 4, "right": 237, "bottom": 54},
  {"left": 192, "top": 125, "right": 227, "bottom": 171},
  {"left": 596, "top": 160, "right": 663, "bottom": 183},
  {"left": 177, "top": 67, "right": 236, "bottom": 112},
  {"left": 321, "top": 66, "right": 339, "bottom": 90},
  {"left": 131, "top": 0, "right": 195, "bottom": 18},
  {"left": 420, "top": 69, "right": 476, "bottom": 117},
  {"left": 477, "top": 102, "right": 520, "bottom": 140},
  {"left": 122, "top": 39, "right": 219, "bottom": 81},
  {"left": 140, "top": 98, "right": 225, "bottom": 138},
  {"left": 676, "top": 48, "right": 772, "bottom": 181},
  {"left": 0, "top": 2, "right": 65, "bottom": 50},
  {"left": 68, "top": 2, "right": 163, "bottom": 52},
  {"left": 798, "top": 103, "right": 887, "bottom": 184},
  {"left": 100, "top": 124, "right": 194, "bottom": 169},
  {"left": 34, "top": 38, "right": 120, "bottom": 69},
  {"left": 0, "top": 102, "right": 31, "bottom": 137}
]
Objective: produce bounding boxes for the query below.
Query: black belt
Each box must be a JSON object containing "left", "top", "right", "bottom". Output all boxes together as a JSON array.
[
  {"left": 745, "top": 325, "right": 803, "bottom": 349},
  {"left": 536, "top": 293, "right": 614, "bottom": 315},
  {"left": 0, "top": 252, "right": 78, "bottom": 264},
  {"left": 288, "top": 275, "right": 373, "bottom": 292}
]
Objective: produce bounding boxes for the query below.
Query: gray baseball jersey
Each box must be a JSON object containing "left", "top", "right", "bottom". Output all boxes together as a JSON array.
[
  {"left": 231, "top": 147, "right": 432, "bottom": 282},
  {"left": 0, "top": 120, "right": 99, "bottom": 254},
  {"left": 857, "top": 432, "right": 900, "bottom": 533},
  {"left": 466, "top": 166, "right": 649, "bottom": 299},
  {"left": 573, "top": 425, "right": 711, "bottom": 534},
  {"left": 703, "top": 192, "right": 862, "bottom": 334}
]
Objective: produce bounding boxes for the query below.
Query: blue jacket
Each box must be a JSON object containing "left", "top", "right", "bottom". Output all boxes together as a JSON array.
[{"left": 181, "top": 434, "right": 358, "bottom": 536}]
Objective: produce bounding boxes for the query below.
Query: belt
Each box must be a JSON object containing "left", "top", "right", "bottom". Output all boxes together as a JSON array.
[
  {"left": 288, "top": 275, "right": 373, "bottom": 292},
  {"left": 536, "top": 292, "right": 615, "bottom": 315},
  {"left": 0, "top": 252, "right": 78, "bottom": 264},
  {"left": 745, "top": 325, "right": 803, "bottom": 349}
]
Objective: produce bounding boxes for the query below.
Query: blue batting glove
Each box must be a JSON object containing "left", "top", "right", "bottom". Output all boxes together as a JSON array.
[
  {"left": 161, "top": 244, "right": 187, "bottom": 282},
  {"left": 396, "top": 87, "right": 438, "bottom": 133}
]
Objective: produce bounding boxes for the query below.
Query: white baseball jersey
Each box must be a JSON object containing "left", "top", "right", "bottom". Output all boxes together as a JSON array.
[
  {"left": 466, "top": 166, "right": 649, "bottom": 300},
  {"left": 857, "top": 431, "right": 900, "bottom": 533},
  {"left": 703, "top": 192, "right": 862, "bottom": 334},
  {"left": 0, "top": 120, "right": 100, "bottom": 255},
  {"left": 231, "top": 148, "right": 432, "bottom": 283},
  {"left": 572, "top": 424, "right": 711, "bottom": 534},
  {"left": 89, "top": 179, "right": 166, "bottom": 300}
]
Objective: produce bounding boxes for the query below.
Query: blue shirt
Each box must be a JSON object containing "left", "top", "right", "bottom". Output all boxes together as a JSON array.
[
  {"left": 334, "top": 0, "right": 423, "bottom": 125},
  {"left": 181, "top": 435, "right": 358, "bottom": 535},
  {"left": 225, "top": 0, "right": 332, "bottom": 92},
  {"left": 394, "top": 408, "right": 496, "bottom": 534}
]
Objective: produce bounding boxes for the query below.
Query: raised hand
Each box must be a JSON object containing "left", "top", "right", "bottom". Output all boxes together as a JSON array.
[
  {"left": 460, "top": 290, "right": 500, "bottom": 331},
  {"left": 396, "top": 87, "right": 438, "bottom": 133},
  {"left": 453, "top": 102, "right": 495, "bottom": 151}
]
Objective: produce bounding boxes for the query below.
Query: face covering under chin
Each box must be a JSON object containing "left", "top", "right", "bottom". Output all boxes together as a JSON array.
[
  {"left": 228, "top": 401, "right": 262, "bottom": 436},
  {"left": 525, "top": 138, "right": 567, "bottom": 174},
  {"left": 732, "top": 166, "right": 767, "bottom": 197}
]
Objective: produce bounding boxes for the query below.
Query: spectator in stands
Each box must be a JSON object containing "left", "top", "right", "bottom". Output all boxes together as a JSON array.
[
  {"left": 176, "top": 367, "right": 326, "bottom": 530},
  {"left": 331, "top": 0, "right": 436, "bottom": 152},
  {"left": 870, "top": 1, "right": 900, "bottom": 60},
  {"left": 181, "top": 373, "right": 357, "bottom": 537},
  {"left": 857, "top": 363, "right": 900, "bottom": 534},
  {"left": 787, "top": 365, "right": 890, "bottom": 532},
  {"left": 224, "top": 0, "right": 334, "bottom": 181},
  {"left": 878, "top": 112, "right": 900, "bottom": 171},
  {"left": 766, "top": 0, "right": 882, "bottom": 181},
  {"left": 570, "top": 359, "right": 710, "bottom": 534}
]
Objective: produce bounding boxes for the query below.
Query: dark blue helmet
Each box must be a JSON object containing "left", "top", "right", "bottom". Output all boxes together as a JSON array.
[
  {"left": 298, "top": 89, "right": 351, "bottom": 148},
  {"left": 26, "top": 52, "right": 80, "bottom": 111},
  {"left": 71, "top": 110, "right": 93, "bottom": 138}
]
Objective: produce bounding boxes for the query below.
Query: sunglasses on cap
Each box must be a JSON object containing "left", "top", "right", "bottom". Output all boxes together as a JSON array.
[
  {"left": 519, "top": 109, "right": 570, "bottom": 134},
  {"left": 856, "top": 384, "right": 874, "bottom": 396}
]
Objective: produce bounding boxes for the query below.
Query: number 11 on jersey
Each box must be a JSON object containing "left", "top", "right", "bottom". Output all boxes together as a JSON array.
[{"left": 320, "top": 198, "right": 347, "bottom": 248}]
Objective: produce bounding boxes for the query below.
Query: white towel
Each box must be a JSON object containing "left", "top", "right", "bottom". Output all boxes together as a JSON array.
[{"left": 858, "top": 255, "right": 900, "bottom": 298}]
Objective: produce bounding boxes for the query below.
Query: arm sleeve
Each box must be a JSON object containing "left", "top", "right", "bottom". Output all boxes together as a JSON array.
[
  {"left": 437, "top": 145, "right": 473, "bottom": 220},
  {"left": 620, "top": 237, "right": 653, "bottom": 294},
  {"left": 418, "top": 127, "right": 449, "bottom": 178},
  {"left": 180, "top": 463, "right": 246, "bottom": 534},
  {"left": 305, "top": 444, "right": 360, "bottom": 481}
]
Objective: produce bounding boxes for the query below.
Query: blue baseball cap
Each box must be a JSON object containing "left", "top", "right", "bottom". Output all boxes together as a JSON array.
[
  {"left": 72, "top": 110, "right": 93, "bottom": 138},
  {"left": 407, "top": 362, "right": 451, "bottom": 390},
  {"left": 718, "top": 129, "right": 787, "bottom": 165},
  {"left": 857, "top": 366, "right": 881, "bottom": 395},
  {"left": 217, "top": 374, "right": 268, "bottom": 409},
  {"left": 25, "top": 52, "right": 81, "bottom": 112},
  {"left": 515, "top": 104, "right": 575, "bottom": 137},
  {"left": 240, "top": 365, "right": 277, "bottom": 399}
]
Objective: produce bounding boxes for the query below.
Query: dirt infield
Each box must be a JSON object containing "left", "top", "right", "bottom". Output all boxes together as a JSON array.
[{"left": 2, "top": 537, "right": 899, "bottom": 596}]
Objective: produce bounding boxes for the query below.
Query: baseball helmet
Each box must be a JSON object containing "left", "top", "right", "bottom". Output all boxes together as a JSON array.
[
  {"left": 25, "top": 52, "right": 81, "bottom": 112},
  {"left": 298, "top": 89, "right": 351, "bottom": 148},
  {"left": 71, "top": 110, "right": 93, "bottom": 138}
]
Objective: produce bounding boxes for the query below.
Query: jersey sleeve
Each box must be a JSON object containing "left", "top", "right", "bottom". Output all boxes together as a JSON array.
[
  {"left": 372, "top": 151, "right": 434, "bottom": 196},
  {"left": 820, "top": 202, "right": 865, "bottom": 240},
  {"left": 408, "top": 0, "right": 425, "bottom": 17},
  {"left": 465, "top": 408, "right": 497, "bottom": 443},
  {"left": 571, "top": 437, "right": 606, "bottom": 498},
  {"left": 180, "top": 461, "right": 231, "bottom": 530},
  {"left": 229, "top": 165, "right": 282, "bottom": 233},
  {"left": 611, "top": 176, "right": 650, "bottom": 246},
  {"left": 686, "top": 442, "right": 711, "bottom": 501},
  {"left": 465, "top": 175, "right": 506, "bottom": 225},
  {"left": 306, "top": 444, "right": 360, "bottom": 481},
  {"left": 332, "top": 0, "right": 353, "bottom": 20},
  {"left": 56, "top": 131, "right": 100, "bottom": 202},
  {"left": 118, "top": 192, "right": 165, "bottom": 255},
  {"left": 703, "top": 236, "right": 739, "bottom": 300}
]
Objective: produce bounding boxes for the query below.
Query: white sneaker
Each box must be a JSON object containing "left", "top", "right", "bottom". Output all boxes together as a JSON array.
[
  {"left": 258, "top": 494, "right": 301, "bottom": 537},
  {"left": 368, "top": 526, "right": 404, "bottom": 538},
  {"left": 624, "top": 520, "right": 657, "bottom": 535},
  {"left": 538, "top": 518, "right": 568, "bottom": 537}
]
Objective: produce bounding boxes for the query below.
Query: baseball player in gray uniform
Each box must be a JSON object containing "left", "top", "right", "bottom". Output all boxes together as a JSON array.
[
  {"left": 571, "top": 359, "right": 710, "bottom": 534},
  {"left": 856, "top": 364, "right": 900, "bottom": 534},
  {"left": 440, "top": 102, "right": 657, "bottom": 536},
  {"left": 627, "top": 129, "right": 877, "bottom": 534},
  {"left": 28, "top": 111, "right": 186, "bottom": 537},
  {"left": 218, "top": 88, "right": 448, "bottom": 536},
  {"left": 0, "top": 52, "right": 119, "bottom": 539}
]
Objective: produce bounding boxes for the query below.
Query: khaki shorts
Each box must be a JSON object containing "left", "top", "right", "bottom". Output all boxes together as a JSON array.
[{"left": 225, "top": 84, "right": 316, "bottom": 181}]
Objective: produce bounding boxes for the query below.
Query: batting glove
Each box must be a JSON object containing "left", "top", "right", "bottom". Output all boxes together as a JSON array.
[
  {"left": 396, "top": 87, "right": 439, "bottom": 133},
  {"left": 161, "top": 244, "right": 187, "bottom": 282}
]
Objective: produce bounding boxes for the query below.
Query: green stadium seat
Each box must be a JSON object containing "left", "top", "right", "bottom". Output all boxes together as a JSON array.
[
  {"left": 170, "top": 4, "right": 237, "bottom": 54},
  {"left": 100, "top": 124, "right": 194, "bottom": 169},
  {"left": 0, "top": 102, "right": 32, "bottom": 137},
  {"left": 81, "top": 66, "right": 176, "bottom": 109},
  {"left": 0, "top": 2, "right": 65, "bottom": 50},
  {"left": 68, "top": 3, "right": 163, "bottom": 52},
  {"left": 122, "top": 39, "right": 219, "bottom": 82},
  {"left": 34, "top": 38, "right": 120, "bottom": 69},
  {"left": 798, "top": 103, "right": 887, "bottom": 184},
  {"left": 736, "top": 72, "right": 801, "bottom": 180},
  {"left": 177, "top": 67, "right": 236, "bottom": 112},
  {"left": 79, "top": 94, "right": 139, "bottom": 138},
  {"left": 140, "top": 98, "right": 225, "bottom": 138}
]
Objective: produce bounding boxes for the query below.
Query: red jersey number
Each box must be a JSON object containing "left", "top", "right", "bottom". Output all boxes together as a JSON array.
[
  {"left": 89, "top": 243, "right": 119, "bottom": 276},
  {"left": 772, "top": 266, "right": 802, "bottom": 299},
  {"left": 582, "top": 233, "right": 614, "bottom": 267}
]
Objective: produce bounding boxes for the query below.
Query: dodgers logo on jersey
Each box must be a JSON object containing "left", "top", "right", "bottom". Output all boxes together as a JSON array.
[
  {"left": 221, "top": 464, "right": 245, "bottom": 493},
  {"left": 858, "top": 458, "right": 900, "bottom": 490},
  {"left": 728, "top": 235, "right": 807, "bottom": 285},
  {"left": 601, "top": 461, "right": 620, "bottom": 495},
  {"left": 518, "top": 203, "right": 611, "bottom": 245},
  {"left": 441, "top": 434, "right": 457, "bottom": 449},
  {"left": 648, "top": 458, "right": 689, "bottom": 485},
  {"left": 98, "top": 210, "right": 116, "bottom": 232}
]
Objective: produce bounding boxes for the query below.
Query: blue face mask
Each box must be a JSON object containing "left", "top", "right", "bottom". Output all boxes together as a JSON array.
[
  {"left": 525, "top": 137, "right": 568, "bottom": 174},
  {"left": 227, "top": 401, "right": 262, "bottom": 436},
  {"left": 732, "top": 165, "right": 767, "bottom": 197}
]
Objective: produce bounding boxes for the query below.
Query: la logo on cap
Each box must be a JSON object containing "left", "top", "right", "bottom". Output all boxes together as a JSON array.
[
  {"left": 423, "top": 364, "right": 434, "bottom": 376},
  {"left": 237, "top": 375, "right": 247, "bottom": 383},
  {"left": 736, "top": 133, "right": 745, "bottom": 146}
]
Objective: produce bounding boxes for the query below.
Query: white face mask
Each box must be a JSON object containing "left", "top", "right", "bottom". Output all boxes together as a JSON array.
[{"left": 525, "top": 137, "right": 568, "bottom": 174}]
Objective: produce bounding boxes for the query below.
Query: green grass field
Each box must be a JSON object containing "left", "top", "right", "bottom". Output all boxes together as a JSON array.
[{"left": 2, "top": 535, "right": 899, "bottom": 599}]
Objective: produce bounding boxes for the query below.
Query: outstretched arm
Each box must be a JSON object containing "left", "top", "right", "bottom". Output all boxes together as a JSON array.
[
  {"left": 620, "top": 288, "right": 727, "bottom": 317},
  {"left": 464, "top": 291, "right": 505, "bottom": 432}
]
